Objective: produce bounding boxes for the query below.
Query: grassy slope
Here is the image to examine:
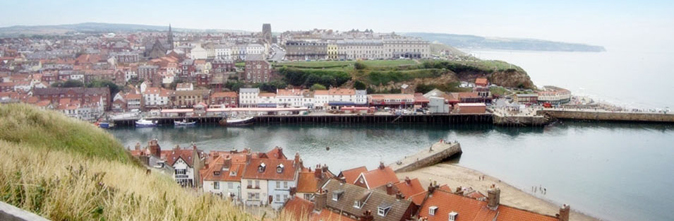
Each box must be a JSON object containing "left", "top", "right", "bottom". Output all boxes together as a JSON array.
[{"left": 0, "top": 104, "right": 268, "bottom": 221}]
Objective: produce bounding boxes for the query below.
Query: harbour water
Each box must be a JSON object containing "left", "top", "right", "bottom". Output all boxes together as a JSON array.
[{"left": 110, "top": 122, "right": 674, "bottom": 221}]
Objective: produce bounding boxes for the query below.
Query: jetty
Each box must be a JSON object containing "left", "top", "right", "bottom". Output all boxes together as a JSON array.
[
  {"left": 540, "top": 109, "right": 674, "bottom": 123},
  {"left": 389, "top": 141, "right": 462, "bottom": 173}
]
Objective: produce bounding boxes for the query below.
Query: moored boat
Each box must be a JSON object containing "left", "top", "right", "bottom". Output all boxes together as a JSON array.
[
  {"left": 174, "top": 119, "right": 196, "bottom": 126},
  {"left": 98, "top": 121, "right": 111, "bottom": 128},
  {"left": 219, "top": 116, "right": 254, "bottom": 126},
  {"left": 135, "top": 118, "right": 157, "bottom": 127}
]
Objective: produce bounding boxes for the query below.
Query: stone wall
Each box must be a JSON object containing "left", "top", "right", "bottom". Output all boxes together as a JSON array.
[
  {"left": 540, "top": 110, "right": 674, "bottom": 123},
  {"left": 492, "top": 115, "right": 548, "bottom": 126}
]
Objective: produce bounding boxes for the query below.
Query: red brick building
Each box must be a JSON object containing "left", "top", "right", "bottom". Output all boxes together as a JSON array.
[
  {"left": 210, "top": 91, "right": 238, "bottom": 107},
  {"left": 244, "top": 54, "right": 271, "bottom": 83},
  {"left": 33, "top": 87, "right": 111, "bottom": 110}
]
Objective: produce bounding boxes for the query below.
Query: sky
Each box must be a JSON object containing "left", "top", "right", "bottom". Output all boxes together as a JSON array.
[{"left": 1, "top": 0, "right": 673, "bottom": 51}]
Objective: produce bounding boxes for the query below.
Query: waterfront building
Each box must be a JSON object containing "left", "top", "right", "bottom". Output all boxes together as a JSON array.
[
  {"left": 368, "top": 94, "right": 415, "bottom": 109},
  {"left": 455, "top": 103, "right": 487, "bottom": 114},
  {"left": 516, "top": 94, "right": 539, "bottom": 104},
  {"left": 171, "top": 89, "right": 210, "bottom": 108},
  {"left": 538, "top": 86, "right": 571, "bottom": 105},
  {"left": 257, "top": 92, "right": 277, "bottom": 108},
  {"left": 239, "top": 88, "right": 260, "bottom": 108},
  {"left": 276, "top": 88, "right": 307, "bottom": 108},
  {"left": 244, "top": 54, "right": 272, "bottom": 83},
  {"left": 428, "top": 97, "right": 450, "bottom": 113},
  {"left": 313, "top": 88, "right": 364, "bottom": 110},
  {"left": 142, "top": 87, "right": 172, "bottom": 109},
  {"left": 210, "top": 91, "right": 238, "bottom": 108}
]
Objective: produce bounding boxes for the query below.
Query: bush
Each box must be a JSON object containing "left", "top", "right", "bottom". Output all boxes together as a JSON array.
[
  {"left": 51, "top": 79, "right": 84, "bottom": 88},
  {"left": 310, "top": 83, "right": 327, "bottom": 91},
  {"left": 278, "top": 67, "right": 351, "bottom": 87},
  {"left": 354, "top": 62, "right": 368, "bottom": 70},
  {"left": 354, "top": 80, "right": 367, "bottom": 90}
]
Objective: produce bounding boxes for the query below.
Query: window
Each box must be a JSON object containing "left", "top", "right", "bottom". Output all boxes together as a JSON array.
[
  {"left": 276, "top": 181, "right": 280, "bottom": 189},
  {"left": 283, "top": 181, "right": 288, "bottom": 189},
  {"left": 276, "top": 194, "right": 280, "bottom": 202},
  {"left": 214, "top": 182, "right": 220, "bottom": 190},
  {"left": 228, "top": 182, "right": 233, "bottom": 189},
  {"left": 353, "top": 201, "right": 362, "bottom": 208},
  {"left": 429, "top": 206, "right": 438, "bottom": 215},
  {"left": 448, "top": 212, "right": 458, "bottom": 221},
  {"left": 283, "top": 195, "right": 288, "bottom": 202},
  {"left": 247, "top": 180, "right": 252, "bottom": 188},
  {"left": 377, "top": 206, "right": 391, "bottom": 217},
  {"left": 255, "top": 180, "right": 260, "bottom": 189}
]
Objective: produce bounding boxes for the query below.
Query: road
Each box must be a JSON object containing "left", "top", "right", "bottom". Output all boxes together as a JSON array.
[{"left": 269, "top": 44, "right": 285, "bottom": 62}]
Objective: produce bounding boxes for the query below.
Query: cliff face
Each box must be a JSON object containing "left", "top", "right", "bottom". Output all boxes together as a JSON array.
[{"left": 490, "top": 70, "right": 535, "bottom": 89}]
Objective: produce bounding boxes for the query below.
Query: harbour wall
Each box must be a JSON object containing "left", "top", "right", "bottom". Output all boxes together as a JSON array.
[
  {"left": 390, "top": 141, "right": 462, "bottom": 173},
  {"left": 540, "top": 110, "right": 674, "bottom": 123},
  {"left": 492, "top": 114, "right": 549, "bottom": 127}
]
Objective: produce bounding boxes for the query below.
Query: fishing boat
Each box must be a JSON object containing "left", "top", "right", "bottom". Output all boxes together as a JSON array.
[
  {"left": 219, "top": 116, "right": 254, "bottom": 127},
  {"left": 98, "top": 121, "right": 111, "bottom": 129},
  {"left": 135, "top": 118, "right": 158, "bottom": 128},
  {"left": 174, "top": 119, "right": 196, "bottom": 126}
]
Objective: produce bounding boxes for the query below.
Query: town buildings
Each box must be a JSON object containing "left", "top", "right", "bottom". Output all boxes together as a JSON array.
[{"left": 243, "top": 54, "right": 272, "bottom": 83}]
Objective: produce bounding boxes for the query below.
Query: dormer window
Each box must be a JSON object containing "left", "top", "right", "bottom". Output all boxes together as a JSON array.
[
  {"left": 229, "top": 170, "right": 237, "bottom": 176},
  {"left": 448, "top": 211, "right": 458, "bottom": 221},
  {"left": 258, "top": 163, "right": 266, "bottom": 173},
  {"left": 429, "top": 206, "right": 438, "bottom": 215},
  {"left": 213, "top": 171, "right": 221, "bottom": 176},
  {"left": 332, "top": 190, "right": 344, "bottom": 201},
  {"left": 377, "top": 205, "right": 391, "bottom": 217},
  {"left": 353, "top": 200, "right": 362, "bottom": 209},
  {"left": 277, "top": 164, "right": 284, "bottom": 173}
]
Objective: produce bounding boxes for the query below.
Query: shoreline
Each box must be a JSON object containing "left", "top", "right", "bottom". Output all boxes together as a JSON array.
[{"left": 396, "top": 162, "right": 601, "bottom": 221}]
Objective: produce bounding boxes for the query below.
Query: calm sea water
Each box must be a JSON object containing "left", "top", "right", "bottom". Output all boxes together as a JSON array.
[
  {"left": 110, "top": 123, "right": 674, "bottom": 221},
  {"left": 463, "top": 49, "right": 674, "bottom": 109}
]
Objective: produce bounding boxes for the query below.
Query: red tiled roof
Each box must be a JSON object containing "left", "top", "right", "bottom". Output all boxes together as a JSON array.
[
  {"left": 356, "top": 166, "right": 398, "bottom": 189},
  {"left": 311, "top": 209, "right": 358, "bottom": 221},
  {"left": 266, "top": 146, "right": 287, "bottom": 160},
  {"left": 475, "top": 78, "right": 488, "bottom": 86},
  {"left": 296, "top": 171, "right": 319, "bottom": 193},
  {"left": 394, "top": 177, "right": 425, "bottom": 199},
  {"left": 339, "top": 166, "right": 367, "bottom": 184},
  {"left": 211, "top": 91, "right": 237, "bottom": 98},
  {"left": 242, "top": 158, "right": 297, "bottom": 181},
  {"left": 282, "top": 197, "right": 315, "bottom": 220}
]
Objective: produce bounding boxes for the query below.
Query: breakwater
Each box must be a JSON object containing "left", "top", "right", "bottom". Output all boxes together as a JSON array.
[
  {"left": 540, "top": 110, "right": 674, "bottom": 124},
  {"left": 389, "top": 141, "right": 462, "bottom": 173}
]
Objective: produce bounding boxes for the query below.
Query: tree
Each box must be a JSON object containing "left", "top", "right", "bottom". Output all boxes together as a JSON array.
[
  {"left": 86, "top": 80, "right": 120, "bottom": 96},
  {"left": 354, "top": 80, "right": 367, "bottom": 90},
  {"left": 51, "top": 79, "right": 84, "bottom": 88},
  {"left": 310, "top": 83, "right": 326, "bottom": 91}
]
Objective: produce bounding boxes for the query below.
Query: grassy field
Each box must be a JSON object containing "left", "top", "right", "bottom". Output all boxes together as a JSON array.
[{"left": 0, "top": 104, "right": 299, "bottom": 221}]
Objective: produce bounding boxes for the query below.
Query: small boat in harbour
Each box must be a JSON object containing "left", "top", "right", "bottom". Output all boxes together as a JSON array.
[
  {"left": 174, "top": 119, "right": 196, "bottom": 126},
  {"left": 219, "top": 116, "right": 254, "bottom": 127},
  {"left": 135, "top": 118, "right": 158, "bottom": 128},
  {"left": 98, "top": 121, "right": 112, "bottom": 129}
]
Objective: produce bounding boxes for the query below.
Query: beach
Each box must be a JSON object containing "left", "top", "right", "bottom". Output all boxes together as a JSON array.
[{"left": 396, "top": 162, "right": 600, "bottom": 221}]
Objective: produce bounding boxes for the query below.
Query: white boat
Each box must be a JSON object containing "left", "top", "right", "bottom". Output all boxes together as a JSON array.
[
  {"left": 135, "top": 118, "right": 157, "bottom": 127},
  {"left": 219, "top": 116, "right": 254, "bottom": 126},
  {"left": 174, "top": 119, "right": 196, "bottom": 126}
]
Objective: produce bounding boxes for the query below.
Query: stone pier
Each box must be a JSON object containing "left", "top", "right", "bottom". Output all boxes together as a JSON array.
[
  {"left": 389, "top": 141, "right": 462, "bottom": 173},
  {"left": 539, "top": 109, "right": 674, "bottom": 123}
]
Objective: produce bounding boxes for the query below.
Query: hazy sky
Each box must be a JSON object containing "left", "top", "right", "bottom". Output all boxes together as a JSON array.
[{"left": 1, "top": 0, "right": 672, "bottom": 51}]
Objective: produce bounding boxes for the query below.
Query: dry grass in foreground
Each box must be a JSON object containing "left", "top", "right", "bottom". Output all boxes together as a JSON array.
[{"left": 0, "top": 104, "right": 304, "bottom": 220}]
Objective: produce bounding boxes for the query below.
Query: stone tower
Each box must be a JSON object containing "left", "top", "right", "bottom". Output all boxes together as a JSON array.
[
  {"left": 168, "top": 24, "right": 174, "bottom": 50},
  {"left": 262, "top": 23, "right": 272, "bottom": 44}
]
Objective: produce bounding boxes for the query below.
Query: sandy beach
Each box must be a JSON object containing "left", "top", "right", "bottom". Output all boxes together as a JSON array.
[{"left": 397, "top": 162, "right": 601, "bottom": 221}]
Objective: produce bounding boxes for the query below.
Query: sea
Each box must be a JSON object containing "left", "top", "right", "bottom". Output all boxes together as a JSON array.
[{"left": 109, "top": 49, "right": 674, "bottom": 221}]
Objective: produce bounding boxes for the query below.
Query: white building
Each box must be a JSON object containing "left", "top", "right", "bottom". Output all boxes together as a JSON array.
[
  {"left": 276, "top": 89, "right": 306, "bottom": 108},
  {"left": 239, "top": 88, "right": 260, "bottom": 108},
  {"left": 241, "top": 148, "right": 300, "bottom": 210},
  {"left": 164, "top": 145, "right": 203, "bottom": 188},
  {"left": 246, "top": 44, "right": 265, "bottom": 55},
  {"left": 312, "top": 88, "right": 366, "bottom": 109},
  {"left": 215, "top": 45, "right": 233, "bottom": 60},
  {"left": 190, "top": 43, "right": 208, "bottom": 60},
  {"left": 201, "top": 154, "right": 244, "bottom": 202},
  {"left": 143, "top": 87, "right": 171, "bottom": 108}
]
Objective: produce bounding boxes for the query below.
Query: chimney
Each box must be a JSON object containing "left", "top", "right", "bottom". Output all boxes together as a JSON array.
[
  {"left": 404, "top": 176, "right": 411, "bottom": 184},
  {"left": 338, "top": 177, "right": 347, "bottom": 184},
  {"left": 289, "top": 187, "right": 297, "bottom": 197},
  {"left": 277, "top": 146, "right": 284, "bottom": 159},
  {"left": 314, "top": 188, "right": 328, "bottom": 212},
  {"left": 395, "top": 191, "right": 405, "bottom": 200},
  {"left": 427, "top": 182, "right": 436, "bottom": 194},
  {"left": 487, "top": 184, "right": 500, "bottom": 210},
  {"left": 360, "top": 210, "right": 374, "bottom": 221},
  {"left": 314, "top": 166, "right": 323, "bottom": 179},
  {"left": 558, "top": 204, "right": 570, "bottom": 221},
  {"left": 135, "top": 142, "right": 141, "bottom": 151},
  {"left": 245, "top": 152, "right": 252, "bottom": 163},
  {"left": 378, "top": 162, "right": 385, "bottom": 170},
  {"left": 322, "top": 164, "right": 328, "bottom": 173},
  {"left": 386, "top": 182, "right": 395, "bottom": 195}
]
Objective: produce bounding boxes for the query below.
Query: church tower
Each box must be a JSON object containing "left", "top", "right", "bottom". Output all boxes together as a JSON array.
[{"left": 168, "top": 24, "right": 174, "bottom": 50}]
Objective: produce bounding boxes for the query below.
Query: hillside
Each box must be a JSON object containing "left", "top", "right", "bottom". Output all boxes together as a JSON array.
[
  {"left": 0, "top": 104, "right": 267, "bottom": 220},
  {"left": 407, "top": 32, "right": 606, "bottom": 52},
  {"left": 272, "top": 59, "right": 534, "bottom": 93}
]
